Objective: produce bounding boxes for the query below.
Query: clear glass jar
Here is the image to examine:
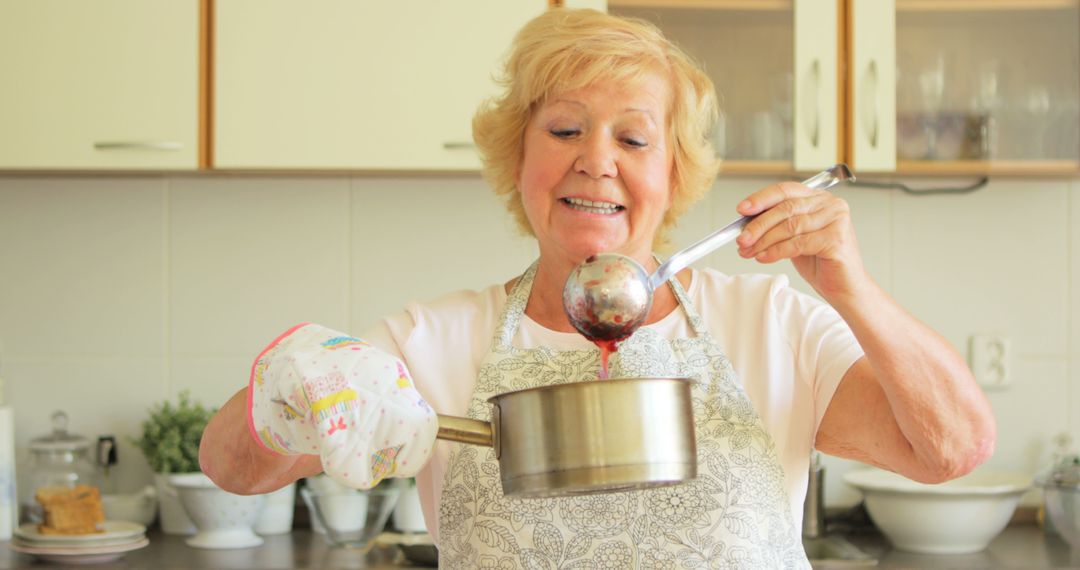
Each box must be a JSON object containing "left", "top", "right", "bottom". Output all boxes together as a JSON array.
[{"left": 20, "top": 410, "right": 101, "bottom": 524}]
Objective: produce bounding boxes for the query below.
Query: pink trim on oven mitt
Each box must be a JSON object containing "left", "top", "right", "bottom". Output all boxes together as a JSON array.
[{"left": 248, "top": 323, "right": 438, "bottom": 489}]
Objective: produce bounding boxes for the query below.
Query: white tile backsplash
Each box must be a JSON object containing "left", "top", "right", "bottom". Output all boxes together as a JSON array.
[
  {"left": 349, "top": 176, "right": 537, "bottom": 332},
  {"left": 892, "top": 178, "right": 1069, "bottom": 357},
  {"left": 0, "top": 177, "right": 167, "bottom": 356},
  {"left": 169, "top": 176, "right": 352, "bottom": 357},
  {"left": 0, "top": 172, "right": 1075, "bottom": 508},
  {"left": 6, "top": 355, "right": 166, "bottom": 495}
]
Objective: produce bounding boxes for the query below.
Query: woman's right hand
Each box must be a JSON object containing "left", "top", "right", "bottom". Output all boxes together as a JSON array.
[{"left": 200, "top": 388, "right": 323, "bottom": 495}]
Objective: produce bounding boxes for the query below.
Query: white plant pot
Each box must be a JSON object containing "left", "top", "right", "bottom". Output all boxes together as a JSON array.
[
  {"left": 392, "top": 484, "right": 426, "bottom": 533},
  {"left": 155, "top": 473, "right": 195, "bottom": 535},
  {"left": 169, "top": 472, "right": 265, "bottom": 549},
  {"left": 254, "top": 482, "right": 295, "bottom": 535}
]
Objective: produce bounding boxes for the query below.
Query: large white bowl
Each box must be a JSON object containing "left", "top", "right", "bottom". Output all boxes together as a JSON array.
[
  {"left": 843, "top": 468, "right": 1030, "bottom": 554},
  {"left": 168, "top": 473, "right": 265, "bottom": 549}
]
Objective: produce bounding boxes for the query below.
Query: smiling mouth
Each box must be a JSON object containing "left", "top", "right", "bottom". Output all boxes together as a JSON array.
[{"left": 561, "top": 197, "right": 624, "bottom": 215}]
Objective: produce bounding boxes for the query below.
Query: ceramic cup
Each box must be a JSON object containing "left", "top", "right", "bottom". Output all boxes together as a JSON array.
[
  {"left": 254, "top": 482, "right": 295, "bottom": 535},
  {"left": 102, "top": 485, "right": 158, "bottom": 527}
]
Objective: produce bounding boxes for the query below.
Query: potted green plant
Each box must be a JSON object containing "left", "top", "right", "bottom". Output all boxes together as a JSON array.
[{"left": 131, "top": 391, "right": 215, "bottom": 535}]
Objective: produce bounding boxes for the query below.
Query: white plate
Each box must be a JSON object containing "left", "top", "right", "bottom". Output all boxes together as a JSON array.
[
  {"left": 14, "top": 520, "right": 146, "bottom": 544},
  {"left": 13, "top": 535, "right": 146, "bottom": 548},
  {"left": 9, "top": 536, "right": 149, "bottom": 564}
]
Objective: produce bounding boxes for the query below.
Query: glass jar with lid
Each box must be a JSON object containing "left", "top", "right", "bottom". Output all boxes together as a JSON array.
[{"left": 20, "top": 410, "right": 102, "bottom": 524}]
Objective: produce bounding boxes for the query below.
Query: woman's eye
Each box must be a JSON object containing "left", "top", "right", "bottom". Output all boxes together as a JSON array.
[
  {"left": 551, "top": 128, "right": 580, "bottom": 139},
  {"left": 623, "top": 137, "right": 647, "bottom": 148}
]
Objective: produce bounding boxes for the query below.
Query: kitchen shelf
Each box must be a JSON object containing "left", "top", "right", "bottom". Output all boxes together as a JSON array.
[
  {"left": 607, "top": 0, "right": 791, "bottom": 11},
  {"left": 608, "top": 0, "right": 1076, "bottom": 12},
  {"left": 896, "top": 159, "right": 1080, "bottom": 176},
  {"left": 897, "top": 0, "right": 1078, "bottom": 12}
]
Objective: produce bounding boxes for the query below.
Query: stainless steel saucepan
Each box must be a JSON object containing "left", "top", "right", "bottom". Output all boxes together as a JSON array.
[{"left": 435, "top": 377, "right": 696, "bottom": 498}]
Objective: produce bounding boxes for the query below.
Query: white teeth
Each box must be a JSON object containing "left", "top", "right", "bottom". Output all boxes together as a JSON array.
[{"left": 564, "top": 197, "right": 620, "bottom": 214}]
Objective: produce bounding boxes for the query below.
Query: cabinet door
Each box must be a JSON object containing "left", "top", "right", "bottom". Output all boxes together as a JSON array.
[
  {"left": 0, "top": 1, "right": 199, "bottom": 170},
  {"left": 214, "top": 1, "right": 546, "bottom": 170},
  {"left": 892, "top": 0, "right": 1079, "bottom": 174},
  {"left": 850, "top": 0, "right": 896, "bottom": 172},
  {"left": 794, "top": 0, "right": 841, "bottom": 171}
]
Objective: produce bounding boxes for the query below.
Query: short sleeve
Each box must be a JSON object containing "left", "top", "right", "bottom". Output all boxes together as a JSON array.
[{"left": 768, "top": 279, "right": 865, "bottom": 434}]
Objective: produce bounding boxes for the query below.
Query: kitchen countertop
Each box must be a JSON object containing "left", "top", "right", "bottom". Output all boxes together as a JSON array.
[
  {"left": 0, "top": 524, "right": 1076, "bottom": 569},
  {"left": 0, "top": 529, "right": 433, "bottom": 569},
  {"left": 815, "top": 524, "right": 1080, "bottom": 569}
]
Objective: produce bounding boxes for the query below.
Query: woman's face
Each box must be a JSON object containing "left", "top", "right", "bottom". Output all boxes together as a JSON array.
[{"left": 517, "top": 71, "right": 675, "bottom": 266}]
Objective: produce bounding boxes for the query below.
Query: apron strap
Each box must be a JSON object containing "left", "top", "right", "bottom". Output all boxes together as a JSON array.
[
  {"left": 665, "top": 271, "right": 709, "bottom": 338},
  {"left": 492, "top": 261, "right": 538, "bottom": 350}
]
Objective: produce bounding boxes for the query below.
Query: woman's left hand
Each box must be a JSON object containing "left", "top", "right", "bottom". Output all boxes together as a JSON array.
[{"left": 734, "top": 181, "right": 867, "bottom": 302}]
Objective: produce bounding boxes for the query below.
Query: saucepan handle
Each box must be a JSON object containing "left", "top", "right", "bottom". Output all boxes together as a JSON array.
[{"left": 436, "top": 414, "right": 494, "bottom": 448}]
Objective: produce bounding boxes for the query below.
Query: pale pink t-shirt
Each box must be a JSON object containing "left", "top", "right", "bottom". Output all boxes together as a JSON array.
[{"left": 361, "top": 268, "right": 865, "bottom": 543}]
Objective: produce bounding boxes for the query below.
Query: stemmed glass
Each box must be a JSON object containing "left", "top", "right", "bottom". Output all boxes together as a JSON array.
[
  {"left": 916, "top": 55, "right": 946, "bottom": 159},
  {"left": 1024, "top": 85, "right": 1052, "bottom": 159},
  {"left": 971, "top": 60, "right": 1002, "bottom": 159}
]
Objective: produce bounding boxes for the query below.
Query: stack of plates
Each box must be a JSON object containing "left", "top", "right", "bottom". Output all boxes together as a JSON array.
[{"left": 10, "top": 521, "right": 149, "bottom": 564}]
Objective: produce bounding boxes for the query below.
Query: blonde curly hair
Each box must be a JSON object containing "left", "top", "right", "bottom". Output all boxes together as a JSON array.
[{"left": 472, "top": 8, "right": 720, "bottom": 248}]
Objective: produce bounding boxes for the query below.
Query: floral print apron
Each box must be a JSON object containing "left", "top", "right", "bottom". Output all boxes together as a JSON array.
[{"left": 438, "top": 263, "right": 809, "bottom": 569}]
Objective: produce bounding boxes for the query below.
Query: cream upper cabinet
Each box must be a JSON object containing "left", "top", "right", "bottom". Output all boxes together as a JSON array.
[
  {"left": 0, "top": 1, "right": 199, "bottom": 170},
  {"left": 214, "top": 1, "right": 547, "bottom": 170}
]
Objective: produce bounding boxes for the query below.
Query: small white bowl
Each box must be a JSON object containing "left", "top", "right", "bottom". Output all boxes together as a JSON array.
[
  {"left": 844, "top": 468, "right": 1030, "bottom": 554},
  {"left": 102, "top": 486, "right": 158, "bottom": 527},
  {"left": 168, "top": 473, "right": 265, "bottom": 549}
]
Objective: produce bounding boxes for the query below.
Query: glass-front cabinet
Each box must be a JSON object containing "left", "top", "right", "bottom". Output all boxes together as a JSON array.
[
  {"left": 607, "top": 0, "right": 1080, "bottom": 176},
  {"left": 893, "top": 0, "right": 1079, "bottom": 174}
]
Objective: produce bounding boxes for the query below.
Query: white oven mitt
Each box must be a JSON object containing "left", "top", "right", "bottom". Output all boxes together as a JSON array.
[{"left": 247, "top": 323, "right": 438, "bottom": 489}]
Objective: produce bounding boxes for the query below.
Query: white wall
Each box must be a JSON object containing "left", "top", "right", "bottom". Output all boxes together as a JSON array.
[{"left": 0, "top": 172, "right": 1075, "bottom": 508}]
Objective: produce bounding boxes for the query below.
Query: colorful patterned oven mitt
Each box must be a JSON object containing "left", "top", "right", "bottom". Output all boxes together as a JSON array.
[{"left": 247, "top": 323, "right": 438, "bottom": 489}]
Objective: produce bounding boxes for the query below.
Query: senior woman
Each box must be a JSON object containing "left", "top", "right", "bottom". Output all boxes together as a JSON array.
[{"left": 200, "top": 8, "right": 995, "bottom": 569}]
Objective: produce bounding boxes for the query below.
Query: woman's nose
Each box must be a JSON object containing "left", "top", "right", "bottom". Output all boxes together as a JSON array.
[{"left": 574, "top": 135, "right": 618, "bottom": 179}]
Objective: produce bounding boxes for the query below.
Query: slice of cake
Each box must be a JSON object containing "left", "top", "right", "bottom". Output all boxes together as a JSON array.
[{"left": 35, "top": 485, "right": 105, "bottom": 535}]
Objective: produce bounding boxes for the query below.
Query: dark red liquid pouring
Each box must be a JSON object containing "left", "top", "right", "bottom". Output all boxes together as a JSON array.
[{"left": 592, "top": 338, "right": 625, "bottom": 380}]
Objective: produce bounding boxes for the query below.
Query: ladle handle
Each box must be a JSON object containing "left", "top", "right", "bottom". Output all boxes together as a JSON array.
[
  {"left": 648, "top": 163, "right": 855, "bottom": 290},
  {"left": 436, "top": 414, "right": 493, "bottom": 447}
]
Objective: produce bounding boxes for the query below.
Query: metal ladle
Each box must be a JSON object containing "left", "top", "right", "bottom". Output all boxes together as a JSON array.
[{"left": 562, "top": 163, "right": 855, "bottom": 342}]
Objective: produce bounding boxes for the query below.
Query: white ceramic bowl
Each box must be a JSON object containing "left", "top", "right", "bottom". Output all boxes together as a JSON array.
[
  {"left": 102, "top": 485, "right": 158, "bottom": 527},
  {"left": 844, "top": 468, "right": 1031, "bottom": 554},
  {"left": 168, "top": 473, "right": 265, "bottom": 549}
]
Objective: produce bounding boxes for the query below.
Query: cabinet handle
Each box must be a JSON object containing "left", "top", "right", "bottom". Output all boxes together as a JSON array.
[
  {"left": 93, "top": 141, "right": 183, "bottom": 151},
  {"left": 801, "top": 59, "right": 821, "bottom": 149},
  {"left": 442, "top": 141, "right": 475, "bottom": 150},
  {"left": 861, "top": 60, "right": 880, "bottom": 149}
]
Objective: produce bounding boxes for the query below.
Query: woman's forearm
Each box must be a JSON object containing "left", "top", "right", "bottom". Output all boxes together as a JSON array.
[
  {"left": 199, "top": 388, "right": 323, "bottom": 495},
  {"left": 825, "top": 278, "right": 997, "bottom": 481}
]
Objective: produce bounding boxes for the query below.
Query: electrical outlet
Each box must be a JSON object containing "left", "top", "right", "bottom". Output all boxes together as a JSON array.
[{"left": 969, "top": 334, "right": 1010, "bottom": 389}]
